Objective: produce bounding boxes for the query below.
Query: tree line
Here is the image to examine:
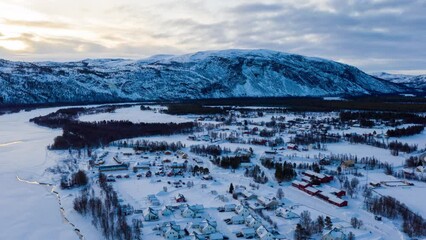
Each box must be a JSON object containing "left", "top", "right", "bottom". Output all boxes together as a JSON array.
[
  {"left": 340, "top": 111, "right": 426, "bottom": 125},
  {"left": 111, "top": 140, "right": 185, "bottom": 152},
  {"left": 190, "top": 144, "right": 231, "bottom": 157},
  {"left": 212, "top": 155, "right": 250, "bottom": 169},
  {"left": 50, "top": 120, "right": 195, "bottom": 149},
  {"left": 387, "top": 125, "right": 424, "bottom": 137},
  {"left": 366, "top": 196, "right": 426, "bottom": 237},
  {"left": 73, "top": 173, "right": 138, "bottom": 240}
]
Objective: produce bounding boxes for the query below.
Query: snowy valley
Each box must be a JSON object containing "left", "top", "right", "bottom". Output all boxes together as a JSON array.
[{"left": 1, "top": 103, "right": 425, "bottom": 240}]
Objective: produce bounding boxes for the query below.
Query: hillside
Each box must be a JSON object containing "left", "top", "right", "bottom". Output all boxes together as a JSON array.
[
  {"left": 372, "top": 72, "right": 426, "bottom": 92},
  {"left": 0, "top": 49, "right": 407, "bottom": 104}
]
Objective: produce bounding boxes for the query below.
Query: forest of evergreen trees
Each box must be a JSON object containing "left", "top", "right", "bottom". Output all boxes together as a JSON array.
[
  {"left": 29, "top": 105, "right": 195, "bottom": 149},
  {"left": 165, "top": 103, "right": 227, "bottom": 115},
  {"left": 50, "top": 120, "right": 195, "bottom": 149},
  {"left": 386, "top": 125, "right": 424, "bottom": 137},
  {"left": 213, "top": 155, "right": 250, "bottom": 169},
  {"left": 339, "top": 111, "right": 426, "bottom": 125},
  {"left": 112, "top": 140, "right": 185, "bottom": 152},
  {"left": 190, "top": 144, "right": 231, "bottom": 157},
  {"left": 244, "top": 165, "right": 268, "bottom": 184}
]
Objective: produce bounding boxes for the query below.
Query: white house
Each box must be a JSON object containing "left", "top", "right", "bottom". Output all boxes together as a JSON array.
[
  {"left": 143, "top": 207, "right": 159, "bottom": 221},
  {"left": 209, "top": 232, "right": 224, "bottom": 240},
  {"left": 162, "top": 222, "right": 185, "bottom": 240},
  {"left": 200, "top": 220, "right": 217, "bottom": 234},
  {"left": 275, "top": 208, "right": 300, "bottom": 219},
  {"left": 256, "top": 225, "right": 274, "bottom": 240},
  {"left": 245, "top": 215, "right": 262, "bottom": 229},
  {"left": 241, "top": 228, "right": 256, "bottom": 238},
  {"left": 223, "top": 203, "right": 236, "bottom": 212},
  {"left": 161, "top": 205, "right": 174, "bottom": 216},
  {"left": 235, "top": 205, "right": 250, "bottom": 217},
  {"left": 181, "top": 204, "right": 204, "bottom": 218},
  {"left": 231, "top": 215, "right": 245, "bottom": 224},
  {"left": 181, "top": 206, "right": 196, "bottom": 218},
  {"left": 322, "top": 228, "right": 348, "bottom": 240},
  {"left": 163, "top": 227, "right": 179, "bottom": 240}
]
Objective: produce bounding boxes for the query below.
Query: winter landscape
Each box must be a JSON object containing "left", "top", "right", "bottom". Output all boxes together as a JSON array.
[{"left": 1, "top": 1, "right": 426, "bottom": 240}]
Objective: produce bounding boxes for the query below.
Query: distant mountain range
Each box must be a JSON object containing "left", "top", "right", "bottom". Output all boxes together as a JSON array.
[
  {"left": 0, "top": 49, "right": 413, "bottom": 105},
  {"left": 372, "top": 72, "right": 426, "bottom": 93}
]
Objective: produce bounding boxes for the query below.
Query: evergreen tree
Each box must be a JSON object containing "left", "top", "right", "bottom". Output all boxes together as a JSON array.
[
  {"left": 229, "top": 183, "right": 234, "bottom": 194},
  {"left": 325, "top": 216, "right": 333, "bottom": 230}
]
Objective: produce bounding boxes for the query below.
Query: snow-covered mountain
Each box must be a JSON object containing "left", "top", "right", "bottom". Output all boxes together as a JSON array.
[
  {"left": 0, "top": 49, "right": 407, "bottom": 104},
  {"left": 372, "top": 72, "right": 426, "bottom": 92}
]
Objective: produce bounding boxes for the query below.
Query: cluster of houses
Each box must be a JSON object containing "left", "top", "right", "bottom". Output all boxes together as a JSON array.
[
  {"left": 217, "top": 201, "right": 284, "bottom": 240},
  {"left": 292, "top": 171, "right": 347, "bottom": 207},
  {"left": 157, "top": 220, "right": 226, "bottom": 240},
  {"left": 148, "top": 194, "right": 161, "bottom": 206},
  {"left": 143, "top": 203, "right": 206, "bottom": 223},
  {"left": 233, "top": 187, "right": 281, "bottom": 211}
]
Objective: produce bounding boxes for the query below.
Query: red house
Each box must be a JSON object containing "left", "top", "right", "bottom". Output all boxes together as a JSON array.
[
  {"left": 292, "top": 180, "right": 311, "bottom": 189},
  {"left": 175, "top": 194, "right": 186, "bottom": 203},
  {"left": 303, "top": 186, "right": 320, "bottom": 196}
]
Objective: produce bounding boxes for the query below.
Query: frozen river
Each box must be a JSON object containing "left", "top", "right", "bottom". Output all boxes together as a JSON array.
[{"left": 0, "top": 108, "right": 78, "bottom": 239}]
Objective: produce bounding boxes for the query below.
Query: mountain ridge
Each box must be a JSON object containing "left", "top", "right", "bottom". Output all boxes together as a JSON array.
[
  {"left": 0, "top": 49, "right": 408, "bottom": 104},
  {"left": 371, "top": 72, "right": 426, "bottom": 92}
]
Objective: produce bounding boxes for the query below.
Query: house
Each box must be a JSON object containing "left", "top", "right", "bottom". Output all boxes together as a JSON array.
[
  {"left": 292, "top": 180, "right": 311, "bottom": 189},
  {"left": 322, "top": 228, "right": 348, "bottom": 240},
  {"left": 329, "top": 188, "right": 346, "bottom": 198},
  {"left": 133, "top": 162, "right": 150, "bottom": 171},
  {"left": 245, "top": 215, "right": 262, "bottom": 228},
  {"left": 223, "top": 204, "right": 236, "bottom": 212},
  {"left": 162, "top": 223, "right": 184, "bottom": 240},
  {"left": 287, "top": 143, "right": 298, "bottom": 150},
  {"left": 209, "top": 232, "right": 224, "bottom": 240},
  {"left": 301, "top": 175, "right": 312, "bottom": 183},
  {"left": 241, "top": 190, "right": 258, "bottom": 200},
  {"left": 148, "top": 194, "right": 160, "bottom": 206},
  {"left": 240, "top": 228, "right": 256, "bottom": 238},
  {"left": 235, "top": 205, "right": 250, "bottom": 217},
  {"left": 328, "top": 196, "right": 348, "bottom": 207},
  {"left": 303, "top": 170, "right": 333, "bottom": 183},
  {"left": 257, "top": 196, "right": 280, "bottom": 210},
  {"left": 275, "top": 208, "right": 299, "bottom": 219},
  {"left": 200, "top": 220, "right": 217, "bottom": 234},
  {"left": 143, "top": 207, "right": 159, "bottom": 221},
  {"left": 181, "top": 204, "right": 204, "bottom": 218},
  {"left": 175, "top": 194, "right": 187, "bottom": 203},
  {"left": 231, "top": 215, "right": 245, "bottom": 224},
  {"left": 171, "top": 162, "right": 187, "bottom": 170},
  {"left": 303, "top": 186, "right": 320, "bottom": 196},
  {"left": 161, "top": 205, "right": 174, "bottom": 216},
  {"left": 98, "top": 163, "right": 129, "bottom": 172},
  {"left": 202, "top": 175, "right": 213, "bottom": 180},
  {"left": 369, "top": 181, "right": 381, "bottom": 187},
  {"left": 193, "top": 232, "right": 206, "bottom": 240},
  {"left": 256, "top": 226, "right": 274, "bottom": 240}
]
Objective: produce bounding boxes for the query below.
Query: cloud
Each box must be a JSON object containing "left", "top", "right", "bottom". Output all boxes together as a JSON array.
[
  {"left": 231, "top": 3, "right": 283, "bottom": 13},
  {"left": 1, "top": 18, "right": 70, "bottom": 29},
  {"left": 0, "top": 0, "right": 424, "bottom": 73}
]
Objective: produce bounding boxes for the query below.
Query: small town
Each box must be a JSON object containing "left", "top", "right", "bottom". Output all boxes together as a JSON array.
[{"left": 42, "top": 104, "right": 426, "bottom": 240}]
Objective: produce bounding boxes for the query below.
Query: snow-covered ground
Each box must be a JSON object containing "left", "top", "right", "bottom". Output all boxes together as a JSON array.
[
  {"left": 0, "top": 108, "right": 82, "bottom": 239},
  {"left": 1, "top": 105, "right": 425, "bottom": 240},
  {"left": 79, "top": 105, "right": 191, "bottom": 123}
]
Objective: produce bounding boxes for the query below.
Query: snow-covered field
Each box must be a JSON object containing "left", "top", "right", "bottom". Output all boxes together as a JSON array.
[
  {"left": 79, "top": 105, "right": 191, "bottom": 123},
  {"left": 0, "top": 108, "right": 79, "bottom": 239},
  {"left": 1, "top": 105, "right": 425, "bottom": 240}
]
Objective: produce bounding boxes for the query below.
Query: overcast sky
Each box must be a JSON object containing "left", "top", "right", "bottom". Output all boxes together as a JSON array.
[{"left": 0, "top": 0, "right": 425, "bottom": 74}]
